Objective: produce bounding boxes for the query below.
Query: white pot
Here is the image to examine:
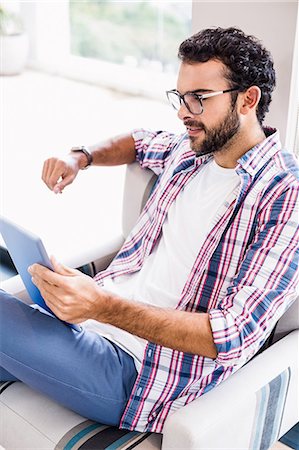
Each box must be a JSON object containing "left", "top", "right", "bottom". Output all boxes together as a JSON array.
[{"left": 0, "top": 33, "right": 29, "bottom": 75}]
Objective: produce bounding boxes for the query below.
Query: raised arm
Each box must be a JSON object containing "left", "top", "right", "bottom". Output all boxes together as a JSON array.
[{"left": 42, "top": 133, "right": 135, "bottom": 193}]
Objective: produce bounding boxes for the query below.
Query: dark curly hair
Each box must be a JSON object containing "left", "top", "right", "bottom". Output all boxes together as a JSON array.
[{"left": 178, "top": 27, "right": 276, "bottom": 124}]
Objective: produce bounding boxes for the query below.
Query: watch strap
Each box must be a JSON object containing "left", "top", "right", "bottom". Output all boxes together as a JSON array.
[{"left": 70, "top": 146, "right": 93, "bottom": 169}]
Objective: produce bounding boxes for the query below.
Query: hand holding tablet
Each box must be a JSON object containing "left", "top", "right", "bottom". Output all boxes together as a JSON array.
[{"left": 0, "top": 216, "right": 81, "bottom": 331}]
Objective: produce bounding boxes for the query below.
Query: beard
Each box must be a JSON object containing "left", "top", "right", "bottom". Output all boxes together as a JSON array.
[{"left": 186, "top": 102, "right": 241, "bottom": 157}]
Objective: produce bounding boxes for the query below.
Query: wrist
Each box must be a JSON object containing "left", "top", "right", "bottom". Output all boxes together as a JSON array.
[
  {"left": 70, "top": 146, "right": 93, "bottom": 169},
  {"left": 93, "top": 287, "right": 116, "bottom": 323}
]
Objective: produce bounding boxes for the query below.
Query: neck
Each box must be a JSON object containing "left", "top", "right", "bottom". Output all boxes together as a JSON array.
[{"left": 213, "top": 125, "right": 266, "bottom": 169}]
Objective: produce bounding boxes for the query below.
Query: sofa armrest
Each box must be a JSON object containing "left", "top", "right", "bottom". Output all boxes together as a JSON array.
[
  {"left": 162, "top": 330, "right": 299, "bottom": 450},
  {"left": 122, "top": 163, "right": 157, "bottom": 238},
  {"left": 62, "top": 235, "right": 124, "bottom": 274},
  {"left": 0, "top": 274, "right": 30, "bottom": 304}
]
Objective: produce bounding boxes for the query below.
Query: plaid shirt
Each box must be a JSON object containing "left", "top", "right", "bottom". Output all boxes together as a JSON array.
[{"left": 94, "top": 128, "right": 299, "bottom": 433}]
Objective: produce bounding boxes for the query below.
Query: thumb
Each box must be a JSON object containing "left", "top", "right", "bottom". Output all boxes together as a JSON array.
[
  {"left": 50, "top": 255, "right": 79, "bottom": 276},
  {"left": 53, "top": 173, "right": 76, "bottom": 194}
]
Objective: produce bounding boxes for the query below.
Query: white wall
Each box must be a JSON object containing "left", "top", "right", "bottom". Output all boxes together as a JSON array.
[
  {"left": 191, "top": 1, "right": 298, "bottom": 148},
  {"left": 20, "top": 1, "right": 70, "bottom": 66}
]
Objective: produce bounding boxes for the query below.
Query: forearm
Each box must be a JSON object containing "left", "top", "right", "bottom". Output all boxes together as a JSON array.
[
  {"left": 87, "top": 133, "right": 136, "bottom": 167},
  {"left": 95, "top": 291, "right": 217, "bottom": 359},
  {"left": 30, "top": 260, "right": 217, "bottom": 358}
]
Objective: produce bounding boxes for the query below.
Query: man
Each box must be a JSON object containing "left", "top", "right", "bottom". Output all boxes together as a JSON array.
[{"left": 1, "top": 27, "right": 298, "bottom": 433}]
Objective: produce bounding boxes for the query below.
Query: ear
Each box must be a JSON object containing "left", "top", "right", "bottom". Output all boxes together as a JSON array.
[{"left": 239, "top": 86, "right": 261, "bottom": 116}]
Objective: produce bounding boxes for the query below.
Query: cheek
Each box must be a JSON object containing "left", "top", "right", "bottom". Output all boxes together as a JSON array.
[{"left": 202, "top": 101, "right": 233, "bottom": 127}]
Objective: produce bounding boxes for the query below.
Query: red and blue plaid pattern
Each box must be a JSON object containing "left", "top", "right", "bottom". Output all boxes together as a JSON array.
[{"left": 94, "top": 128, "right": 298, "bottom": 432}]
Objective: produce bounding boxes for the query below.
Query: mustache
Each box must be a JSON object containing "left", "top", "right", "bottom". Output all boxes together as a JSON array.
[{"left": 184, "top": 120, "right": 206, "bottom": 132}]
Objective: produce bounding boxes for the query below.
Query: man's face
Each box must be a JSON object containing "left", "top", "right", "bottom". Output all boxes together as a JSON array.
[{"left": 176, "top": 60, "right": 241, "bottom": 157}]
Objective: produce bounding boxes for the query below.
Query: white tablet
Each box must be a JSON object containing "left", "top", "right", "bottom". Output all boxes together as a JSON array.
[{"left": 0, "top": 216, "right": 81, "bottom": 331}]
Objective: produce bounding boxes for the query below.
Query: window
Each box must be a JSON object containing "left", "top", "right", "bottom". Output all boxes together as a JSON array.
[
  {"left": 21, "top": 1, "right": 191, "bottom": 99},
  {"left": 69, "top": 1, "right": 192, "bottom": 76}
]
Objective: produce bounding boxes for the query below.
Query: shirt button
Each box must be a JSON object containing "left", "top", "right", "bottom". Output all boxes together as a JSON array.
[
  {"left": 148, "top": 349, "right": 152, "bottom": 358},
  {"left": 136, "top": 387, "right": 143, "bottom": 396}
]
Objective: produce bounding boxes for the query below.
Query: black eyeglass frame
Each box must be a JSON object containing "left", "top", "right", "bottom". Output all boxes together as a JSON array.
[{"left": 166, "top": 87, "right": 240, "bottom": 115}]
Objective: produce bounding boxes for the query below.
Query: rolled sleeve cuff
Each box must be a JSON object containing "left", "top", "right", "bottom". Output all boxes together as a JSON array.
[
  {"left": 131, "top": 128, "right": 179, "bottom": 175},
  {"left": 132, "top": 128, "right": 158, "bottom": 167},
  {"left": 209, "top": 309, "right": 256, "bottom": 367}
]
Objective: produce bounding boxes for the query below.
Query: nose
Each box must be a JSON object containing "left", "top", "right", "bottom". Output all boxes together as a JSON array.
[{"left": 177, "top": 102, "right": 193, "bottom": 121}]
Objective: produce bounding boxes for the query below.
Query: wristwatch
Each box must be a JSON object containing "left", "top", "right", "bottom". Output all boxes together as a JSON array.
[{"left": 70, "top": 146, "right": 93, "bottom": 169}]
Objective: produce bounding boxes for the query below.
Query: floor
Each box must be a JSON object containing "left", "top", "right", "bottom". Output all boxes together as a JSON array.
[{"left": 0, "top": 70, "right": 294, "bottom": 450}]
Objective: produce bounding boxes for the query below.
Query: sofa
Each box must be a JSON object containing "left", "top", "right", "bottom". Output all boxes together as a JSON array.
[{"left": 1, "top": 163, "right": 298, "bottom": 449}]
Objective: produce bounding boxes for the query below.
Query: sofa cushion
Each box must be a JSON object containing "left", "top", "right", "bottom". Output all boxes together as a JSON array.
[{"left": 0, "top": 382, "right": 162, "bottom": 450}]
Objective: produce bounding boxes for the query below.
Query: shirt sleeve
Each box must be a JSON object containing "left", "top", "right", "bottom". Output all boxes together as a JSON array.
[
  {"left": 132, "top": 128, "right": 182, "bottom": 175},
  {"left": 209, "top": 184, "right": 299, "bottom": 367}
]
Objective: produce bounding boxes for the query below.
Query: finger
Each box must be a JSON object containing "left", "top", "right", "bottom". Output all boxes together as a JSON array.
[
  {"left": 42, "top": 158, "right": 61, "bottom": 191},
  {"left": 31, "top": 272, "right": 51, "bottom": 287},
  {"left": 31, "top": 273, "right": 60, "bottom": 295},
  {"left": 32, "top": 272, "right": 85, "bottom": 324},
  {"left": 37, "top": 284, "right": 68, "bottom": 319},
  {"left": 42, "top": 159, "right": 53, "bottom": 191},
  {"left": 50, "top": 256, "right": 80, "bottom": 276},
  {"left": 47, "top": 161, "right": 68, "bottom": 191},
  {"left": 32, "top": 276, "right": 76, "bottom": 320},
  {"left": 53, "top": 173, "right": 76, "bottom": 194},
  {"left": 41, "top": 159, "right": 49, "bottom": 185},
  {"left": 29, "top": 263, "right": 65, "bottom": 286},
  {"left": 38, "top": 282, "right": 80, "bottom": 322}
]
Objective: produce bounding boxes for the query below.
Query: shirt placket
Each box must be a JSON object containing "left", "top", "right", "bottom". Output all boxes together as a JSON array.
[
  {"left": 177, "top": 169, "right": 251, "bottom": 311},
  {"left": 141, "top": 163, "right": 206, "bottom": 259}
]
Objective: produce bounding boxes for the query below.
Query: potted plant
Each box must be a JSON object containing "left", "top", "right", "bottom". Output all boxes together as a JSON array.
[{"left": 0, "top": 4, "right": 28, "bottom": 75}]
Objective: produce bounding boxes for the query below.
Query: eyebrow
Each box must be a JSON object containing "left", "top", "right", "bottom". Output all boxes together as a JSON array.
[
  {"left": 188, "top": 89, "right": 214, "bottom": 94},
  {"left": 177, "top": 88, "right": 214, "bottom": 95}
]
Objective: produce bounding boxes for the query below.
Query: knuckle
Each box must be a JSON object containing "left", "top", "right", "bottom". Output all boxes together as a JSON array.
[
  {"left": 62, "top": 278, "right": 72, "bottom": 291},
  {"left": 57, "top": 159, "right": 66, "bottom": 169},
  {"left": 46, "top": 157, "right": 57, "bottom": 166},
  {"left": 60, "top": 301, "right": 72, "bottom": 317},
  {"left": 60, "top": 303, "right": 68, "bottom": 314}
]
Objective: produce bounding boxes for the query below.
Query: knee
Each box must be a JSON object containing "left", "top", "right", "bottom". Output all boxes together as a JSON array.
[
  {"left": 0, "top": 289, "right": 18, "bottom": 302},
  {"left": 0, "top": 291, "right": 32, "bottom": 334},
  {"left": 0, "top": 290, "right": 20, "bottom": 307}
]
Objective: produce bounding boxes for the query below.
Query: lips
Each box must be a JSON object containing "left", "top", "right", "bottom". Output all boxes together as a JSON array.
[
  {"left": 184, "top": 122, "right": 205, "bottom": 136},
  {"left": 186, "top": 126, "right": 204, "bottom": 136},
  {"left": 186, "top": 126, "right": 202, "bottom": 131}
]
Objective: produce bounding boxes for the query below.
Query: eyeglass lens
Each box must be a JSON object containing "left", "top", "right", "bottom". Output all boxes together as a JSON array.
[{"left": 167, "top": 92, "right": 203, "bottom": 114}]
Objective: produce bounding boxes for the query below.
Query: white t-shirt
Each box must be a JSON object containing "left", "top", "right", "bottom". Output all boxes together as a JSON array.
[{"left": 83, "top": 159, "right": 240, "bottom": 370}]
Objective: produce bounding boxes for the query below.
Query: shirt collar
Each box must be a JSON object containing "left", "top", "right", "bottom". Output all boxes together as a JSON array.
[
  {"left": 236, "top": 127, "right": 281, "bottom": 177},
  {"left": 185, "top": 127, "right": 281, "bottom": 176}
]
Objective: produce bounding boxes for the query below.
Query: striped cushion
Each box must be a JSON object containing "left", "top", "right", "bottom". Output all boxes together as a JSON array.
[
  {"left": 0, "top": 382, "right": 162, "bottom": 450},
  {"left": 250, "top": 368, "right": 291, "bottom": 450},
  {"left": 55, "top": 420, "right": 161, "bottom": 450},
  {"left": 0, "top": 381, "right": 16, "bottom": 395}
]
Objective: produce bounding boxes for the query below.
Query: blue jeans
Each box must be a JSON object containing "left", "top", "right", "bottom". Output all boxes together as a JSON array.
[{"left": 0, "top": 290, "right": 138, "bottom": 426}]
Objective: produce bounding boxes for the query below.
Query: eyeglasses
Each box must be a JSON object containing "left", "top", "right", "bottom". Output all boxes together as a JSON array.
[{"left": 166, "top": 87, "right": 240, "bottom": 115}]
